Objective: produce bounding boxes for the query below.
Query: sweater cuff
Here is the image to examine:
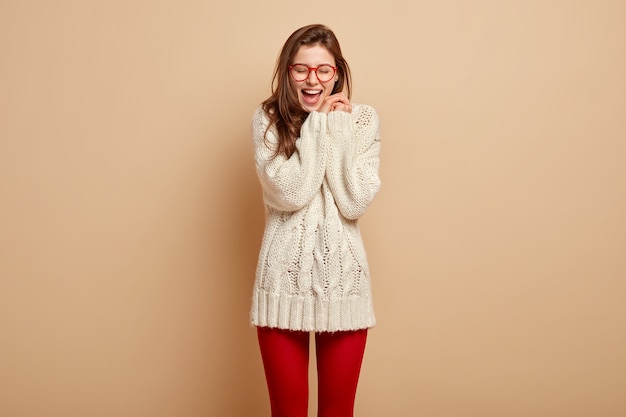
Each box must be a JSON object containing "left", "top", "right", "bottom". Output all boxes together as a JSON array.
[
  {"left": 327, "top": 110, "right": 352, "bottom": 133},
  {"left": 300, "top": 111, "right": 327, "bottom": 139}
]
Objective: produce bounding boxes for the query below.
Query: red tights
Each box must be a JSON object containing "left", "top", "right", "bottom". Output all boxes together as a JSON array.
[{"left": 257, "top": 327, "right": 368, "bottom": 417}]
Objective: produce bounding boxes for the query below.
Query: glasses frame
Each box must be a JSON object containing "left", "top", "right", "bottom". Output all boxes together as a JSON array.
[{"left": 288, "top": 64, "right": 338, "bottom": 83}]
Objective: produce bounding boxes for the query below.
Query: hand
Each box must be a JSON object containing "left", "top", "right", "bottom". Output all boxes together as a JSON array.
[{"left": 318, "top": 93, "right": 352, "bottom": 114}]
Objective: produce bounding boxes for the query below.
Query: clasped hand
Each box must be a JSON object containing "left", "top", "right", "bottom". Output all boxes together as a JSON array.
[{"left": 318, "top": 93, "right": 352, "bottom": 114}]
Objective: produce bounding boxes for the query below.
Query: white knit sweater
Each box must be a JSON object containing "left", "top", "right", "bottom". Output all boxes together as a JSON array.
[{"left": 250, "top": 104, "right": 381, "bottom": 332}]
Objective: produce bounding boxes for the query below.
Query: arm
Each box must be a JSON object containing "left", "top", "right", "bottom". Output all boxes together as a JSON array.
[
  {"left": 325, "top": 105, "right": 381, "bottom": 220},
  {"left": 252, "top": 107, "right": 328, "bottom": 212}
]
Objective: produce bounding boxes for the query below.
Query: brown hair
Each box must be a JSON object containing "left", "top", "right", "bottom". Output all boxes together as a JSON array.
[{"left": 262, "top": 24, "right": 352, "bottom": 158}]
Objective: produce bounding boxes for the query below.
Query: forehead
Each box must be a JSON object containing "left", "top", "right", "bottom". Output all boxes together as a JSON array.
[{"left": 292, "top": 44, "right": 336, "bottom": 65}]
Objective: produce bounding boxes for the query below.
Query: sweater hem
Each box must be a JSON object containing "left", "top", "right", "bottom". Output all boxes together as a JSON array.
[{"left": 251, "top": 290, "right": 376, "bottom": 332}]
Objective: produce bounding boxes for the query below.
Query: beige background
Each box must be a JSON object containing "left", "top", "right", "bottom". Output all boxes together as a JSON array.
[{"left": 1, "top": 1, "right": 625, "bottom": 416}]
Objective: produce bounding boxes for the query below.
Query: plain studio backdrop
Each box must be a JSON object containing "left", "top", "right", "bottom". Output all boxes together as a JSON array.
[{"left": 1, "top": 1, "right": 625, "bottom": 416}]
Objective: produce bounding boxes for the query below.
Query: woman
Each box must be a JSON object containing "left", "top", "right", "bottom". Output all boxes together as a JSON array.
[{"left": 250, "top": 24, "right": 381, "bottom": 417}]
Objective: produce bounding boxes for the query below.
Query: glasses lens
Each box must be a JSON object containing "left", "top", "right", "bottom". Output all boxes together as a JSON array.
[
  {"left": 290, "top": 65, "right": 309, "bottom": 81},
  {"left": 290, "top": 65, "right": 336, "bottom": 82},
  {"left": 316, "top": 65, "right": 335, "bottom": 82}
]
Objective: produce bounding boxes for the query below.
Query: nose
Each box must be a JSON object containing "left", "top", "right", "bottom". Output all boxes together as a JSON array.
[{"left": 306, "top": 69, "right": 319, "bottom": 84}]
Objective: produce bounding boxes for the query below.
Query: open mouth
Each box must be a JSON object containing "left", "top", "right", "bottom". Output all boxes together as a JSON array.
[{"left": 301, "top": 89, "right": 323, "bottom": 105}]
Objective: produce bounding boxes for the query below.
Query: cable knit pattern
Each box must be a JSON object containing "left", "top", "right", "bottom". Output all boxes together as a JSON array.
[{"left": 250, "top": 104, "right": 381, "bottom": 332}]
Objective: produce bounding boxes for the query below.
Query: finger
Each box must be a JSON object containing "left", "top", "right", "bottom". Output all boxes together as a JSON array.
[
  {"left": 329, "top": 94, "right": 349, "bottom": 106},
  {"left": 333, "top": 94, "right": 350, "bottom": 105},
  {"left": 333, "top": 102, "right": 352, "bottom": 113}
]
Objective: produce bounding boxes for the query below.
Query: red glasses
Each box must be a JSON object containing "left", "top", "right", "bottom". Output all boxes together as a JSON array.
[{"left": 288, "top": 64, "right": 337, "bottom": 82}]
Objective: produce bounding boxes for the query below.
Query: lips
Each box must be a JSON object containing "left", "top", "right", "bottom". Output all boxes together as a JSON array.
[{"left": 301, "top": 89, "right": 322, "bottom": 105}]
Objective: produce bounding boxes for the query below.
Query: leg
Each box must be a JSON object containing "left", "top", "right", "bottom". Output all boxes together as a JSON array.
[
  {"left": 315, "top": 329, "right": 368, "bottom": 417},
  {"left": 257, "top": 327, "right": 310, "bottom": 417}
]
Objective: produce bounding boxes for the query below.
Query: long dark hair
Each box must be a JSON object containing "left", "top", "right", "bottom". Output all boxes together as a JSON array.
[{"left": 262, "top": 24, "right": 352, "bottom": 158}]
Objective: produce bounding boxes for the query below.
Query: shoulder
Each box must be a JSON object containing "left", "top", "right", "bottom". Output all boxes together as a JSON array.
[
  {"left": 252, "top": 105, "right": 273, "bottom": 137},
  {"left": 253, "top": 105, "right": 269, "bottom": 123},
  {"left": 352, "top": 103, "right": 377, "bottom": 114},
  {"left": 352, "top": 104, "right": 379, "bottom": 123},
  {"left": 351, "top": 104, "right": 380, "bottom": 134},
  {"left": 251, "top": 105, "right": 279, "bottom": 150}
]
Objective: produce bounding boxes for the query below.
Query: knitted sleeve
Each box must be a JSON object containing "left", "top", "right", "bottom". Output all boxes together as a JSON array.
[
  {"left": 252, "top": 107, "right": 328, "bottom": 212},
  {"left": 325, "top": 105, "right": 381, "bottom": 219}
]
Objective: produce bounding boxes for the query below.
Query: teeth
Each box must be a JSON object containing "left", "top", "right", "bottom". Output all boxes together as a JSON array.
[{"left": 303, "top": 89, "right": 321, "bottom": 94}]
